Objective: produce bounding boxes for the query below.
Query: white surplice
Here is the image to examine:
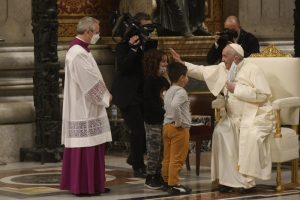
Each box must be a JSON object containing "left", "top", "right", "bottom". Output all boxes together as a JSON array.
[
  {"left": 185, "top": 60, "right": 275, "bottom": 188},
  {"left": 62, "top": 45, "right": 112, "bottom": 148}
]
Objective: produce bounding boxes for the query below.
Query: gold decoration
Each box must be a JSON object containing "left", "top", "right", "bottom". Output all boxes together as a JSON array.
[
  {"left": 204, "top": 0, "right": 223, "bottom": 34},
  {"left": 250, "top": 45, "right": 292, "bottom": 57},
  {"left": 58, "top": 23, "right": 77, "bottom": 38},
  {"left": 57, "top": 0, "right": 119, "bottom": 42}
]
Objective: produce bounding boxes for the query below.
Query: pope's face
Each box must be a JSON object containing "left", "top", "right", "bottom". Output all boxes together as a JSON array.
[{"left": 222, "top": 46, "right": 235, "bottom": 70}]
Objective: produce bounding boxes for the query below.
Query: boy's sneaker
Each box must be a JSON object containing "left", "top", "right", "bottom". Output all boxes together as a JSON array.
[
  {"left": 167, "top": 184, "right": 192, "bottom": 195},
  {"left": 145, "top": 175, "right": 163, "bottom": 189}
]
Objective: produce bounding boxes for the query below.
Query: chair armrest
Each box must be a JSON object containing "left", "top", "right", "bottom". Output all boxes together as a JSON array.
[
  {"left": 272, "top": 97, "right": 300, "bottom": 110},
  {"left": 212, "top": 96, "right": 225, "bottom": 124},
  {"left": 212, "top": 96, "right": 225, "bottom": 109}
]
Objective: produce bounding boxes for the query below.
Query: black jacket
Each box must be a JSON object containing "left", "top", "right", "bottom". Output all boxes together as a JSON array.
[
  {"left": 111, "top": 40, "right": 157, "bottom": 109},
  {"left": 143, "top": 75, "right": 170, "bottom": 124},
  {"left": 207, "top": 29, "right": 260, "bottom": 64}
]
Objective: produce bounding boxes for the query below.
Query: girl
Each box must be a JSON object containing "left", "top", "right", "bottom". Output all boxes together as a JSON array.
[{"left": 143, "top": 49, "right": 170, "bottom": 189}]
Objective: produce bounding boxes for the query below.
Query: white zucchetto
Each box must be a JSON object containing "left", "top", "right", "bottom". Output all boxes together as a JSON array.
[{"left": 229, "top": 43, "right": 244, "bottom": 57}]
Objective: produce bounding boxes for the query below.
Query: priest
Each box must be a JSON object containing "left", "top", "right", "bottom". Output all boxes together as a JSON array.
[
  {"left": 171, "top": 43, "right": 275, "bottom": 193},
  {"left": 60, "top": 16, "right": 112, "bottom": 196}
]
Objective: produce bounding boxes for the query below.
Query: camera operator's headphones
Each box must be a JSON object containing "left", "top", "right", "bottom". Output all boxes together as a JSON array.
[{"left": 141, "top": 24, "right": 156, "bottom": 34}]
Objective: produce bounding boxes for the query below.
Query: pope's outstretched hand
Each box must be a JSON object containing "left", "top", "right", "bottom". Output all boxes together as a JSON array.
[{"left": 169, "top": 48, "right": 184, "bottom": 64}]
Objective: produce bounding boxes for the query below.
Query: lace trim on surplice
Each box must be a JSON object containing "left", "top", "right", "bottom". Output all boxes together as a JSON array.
[
  {"left": 86, "top": 80, "right": 107, "bottom": 104},
  {"left": 68, "top": 117, "right": 110, "bottom": 138}
]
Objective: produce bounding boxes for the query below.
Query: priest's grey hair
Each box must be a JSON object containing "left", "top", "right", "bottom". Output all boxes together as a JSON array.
[{"left": 77, "top": 17, "right": 99, "bottom": 34}]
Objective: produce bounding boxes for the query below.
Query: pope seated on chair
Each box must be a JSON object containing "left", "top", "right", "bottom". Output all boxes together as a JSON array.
[{"left": 170, "top": 43, "right": 275, "bottom": 193}]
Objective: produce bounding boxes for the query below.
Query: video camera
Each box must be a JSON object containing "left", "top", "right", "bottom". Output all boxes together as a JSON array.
[
  {"left": 217, "top": 29, "right": 238, "bottom": 46},
  {"left": 110, "top": 11, "right": 156, "bottom": 44}
]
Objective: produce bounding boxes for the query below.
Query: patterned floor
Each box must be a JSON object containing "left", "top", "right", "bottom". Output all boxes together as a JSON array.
[{"left": 0, "top": 154, "right": 300, "bottom": 200}]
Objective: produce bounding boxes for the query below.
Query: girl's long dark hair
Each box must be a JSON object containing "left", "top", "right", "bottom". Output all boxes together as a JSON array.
[{"left": 143, "top": 49, "right": 167, "bottom": 76}]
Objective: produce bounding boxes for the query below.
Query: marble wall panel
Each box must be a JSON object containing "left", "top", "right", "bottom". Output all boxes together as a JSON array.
[
  {"left": 239, "top": 0, "right": 294, "bottom": 39},
  {"left": 0, "top": 123, "right": 35, "bottom": 162},
  {"left": 0, "top": 0, "right": 8, "bottom": 25},
  {"left": 0, "top": 0, "right": 32, "bottom": 43}
]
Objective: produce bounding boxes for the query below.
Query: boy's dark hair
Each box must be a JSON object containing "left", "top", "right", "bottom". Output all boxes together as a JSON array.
[
  {"left": 143, "top": 49, "right": 167, "bottom": 76},
  {"left": 134, "top": 12, "right": 151, "bottom": 25},
  {"left": 168, "top": 62, "right": 187, "bottom": 83}
]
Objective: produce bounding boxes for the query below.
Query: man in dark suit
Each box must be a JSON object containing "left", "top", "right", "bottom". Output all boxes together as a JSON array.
[
  {"left": 111, "top": 12, "right": 157, "bottom": 178},
  {"left": 207, "top": 16, "right": 260, "bottom": 64}
]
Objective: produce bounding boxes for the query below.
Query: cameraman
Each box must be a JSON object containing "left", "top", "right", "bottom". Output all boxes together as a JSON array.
[
  {"left": 207, "top": 16, "right": 259, "bottom": 64},
  {"left": 111, "top": 12, "right": 157, "bottom": 178}
]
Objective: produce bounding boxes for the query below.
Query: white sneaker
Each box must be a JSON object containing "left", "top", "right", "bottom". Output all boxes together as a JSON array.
[{"left": 167, "top": 184, "right": 192, "bottom": 195}]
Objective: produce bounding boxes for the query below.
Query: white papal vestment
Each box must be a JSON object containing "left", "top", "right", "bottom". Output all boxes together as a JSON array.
[
  {"left": 185, "top": 60, "right": 275, "bottom": 188},
  {"left": 62, "top": 44, "right": 112, "bottom": 148}
]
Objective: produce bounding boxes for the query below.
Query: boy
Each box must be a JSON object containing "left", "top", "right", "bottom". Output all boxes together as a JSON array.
[{"left": 162, "top": 62, "right": 192, "bottom": 195}]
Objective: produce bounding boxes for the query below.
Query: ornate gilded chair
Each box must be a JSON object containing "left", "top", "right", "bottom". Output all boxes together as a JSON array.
[{"left": 212, "top": 45, "right": 300, "bottom": 191}]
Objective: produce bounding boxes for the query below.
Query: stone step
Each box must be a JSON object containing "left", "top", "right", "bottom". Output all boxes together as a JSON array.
[
  {"left": 0, "top": 69, "right": 34, "bottom": 78},
  {"left": 0, "top": 96, "right": 34, "bottom": 102},
  {"left": 0, "top": 78, "right": 32, "bottom": 86},
  {"left": 0, "top": 94, "right": 63, "bottom": 102},
  {"left": 0, "top": 78, "right": 63, "bottom": 87},
  {"left": 0, "top": 78, "right": 33, "bottom": 96},
  {"left": 0, "top": 78, "right": 63, "bottom": 97}
]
